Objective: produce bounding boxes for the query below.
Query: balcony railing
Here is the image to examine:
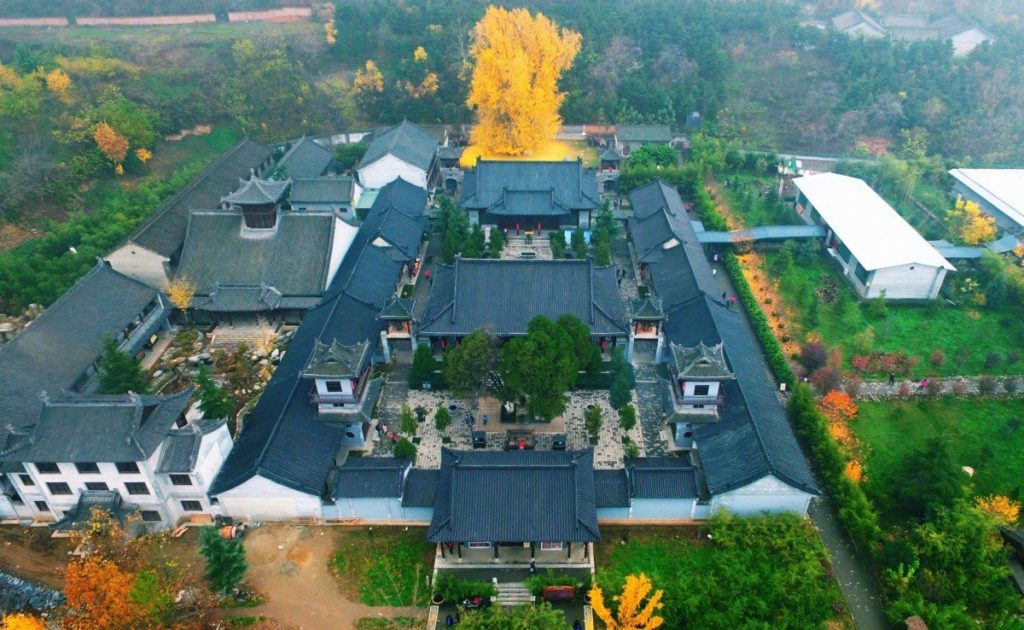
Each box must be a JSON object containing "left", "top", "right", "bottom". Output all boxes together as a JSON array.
[
  {"left": 674, "top": 394, "right": 723, "bottom": 406},
  {"left": 309, "top": 390, "right": 361, "bottom": 405}
]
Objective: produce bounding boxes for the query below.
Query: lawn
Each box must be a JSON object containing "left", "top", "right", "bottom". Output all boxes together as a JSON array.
[
  {"left": 330, "top": 527, "right": 434, "bottom": 607},
  {"left": 718, "top": 173, "right": 803, "bottom": 227},
  {"left": 760, "top": 250, "right": 1024, "bottom": 377},
  {"left": 595, "top": 518, "right": 850, "bottom": 629},
  {"left": 853, "top": 397, "right": 1024, "bottom": 524}
]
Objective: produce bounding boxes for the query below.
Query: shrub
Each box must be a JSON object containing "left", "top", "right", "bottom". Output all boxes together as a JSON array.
[
  {"left": 866, "top": 297, "right": 888, "bottom": 320},
  {"left": 809, "top": 367, "right": 842, "bottom": 395},
  {"left": 199, "top": 526, "right": 247, "bottom": 594},
  {"left": 843, "top": 377, "right": 862, "bottom": 398},
  {"left": 723, "top": 254, "right": 795, "bottom": 387},
  {"left": 952, "top": 380, "right": 968, "bottom": 396},
  {"left": 618, "top": 404, "right": 637, "bottom": 432},
  {"left": 985, "top": 352, "right": 1001, "bottom": 369},
  {"left": 433, "top": 574, "right": 497, "bottom": 602},
  {"left": 434, "top": 407, "right": 452, "bottom": 432},
  {"left": 524, "top": 571, "right": 589, "bottom": 597},
  {"left": 1004, "top": 378, "right": 1019, "bottom": 394},
  {"left": 897, "top": 381, "right": 911, "bottom": 397},
  {"left": 393, "top": 437, "right": 416, "bottom": 459},
  {"left": 930, "top": 349, "right": 946, "bottom": 369},
  {"left": 800, "top": 342, "right": 828, "bottom": 372},
  {"left": 584, "top": 406, "right": 603, "bottom": 441},
  {"left": 925, "top": 379, "right": 944, "bottom": 397},
  {"left": 1007, "top": 351, "right": 1020, "bottom": 365},
  {"left": 409, "top": 344, "right": 437, "bottom": 387},
  {"left": 609, "top": 372, "right": 632, "bottom": 410},
  {"left": 978, "top": 375, "right": 997, "bottom": 395},
  {"left": 624, "top": 441, "right": 641, "bottom": 458},
  {"left": 399, "top": 404, "right": 417, "bottom": 435}
]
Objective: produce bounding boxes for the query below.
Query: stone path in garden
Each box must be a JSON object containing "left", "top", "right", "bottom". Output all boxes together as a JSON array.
[
  {"left": 856, "top": 375, "right": 1024, "bottom": 399},
  {"left": 369, "top": 364, "right": 412, "bottom": 456},
  {"left": 633, "top": 363, "right": 668, "bottom": 456}
]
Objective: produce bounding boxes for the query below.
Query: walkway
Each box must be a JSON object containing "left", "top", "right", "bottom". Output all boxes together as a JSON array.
[
  {"left": 707, "top": 261, "right": 888, "bottom": 630},
  {"left": 633, "top": 363, "right": 668, "bottom": 456},
  {"left": 929, "top": 233, "right": 1022, "bottom": 260},
  {"left": 694, "top": 222, "right": 825, "bottom": 244},
  {"left": 857, "top": 375, "right": 1024, "bottom": 399},
  {"left": 370, "top": 364, "right": 412, "bottom": 456}
]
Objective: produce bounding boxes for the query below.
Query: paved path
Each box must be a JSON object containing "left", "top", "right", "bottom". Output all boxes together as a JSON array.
[
  {"left": 633, "top": 363, "right": 668, "bottom": 456},
  {"left": 370, "top": 364, "right": 412, "bottom": 456},
  {"left": 857, "top": 375, "right": 1024, "bottom": 399},
  {"left": 707, "top": 261, "right": 889, "bottom": 630}
]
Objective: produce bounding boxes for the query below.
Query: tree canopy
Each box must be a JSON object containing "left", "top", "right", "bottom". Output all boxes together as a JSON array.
[{"left": 97, "top": 338, "right": 149, "bottom": 395}]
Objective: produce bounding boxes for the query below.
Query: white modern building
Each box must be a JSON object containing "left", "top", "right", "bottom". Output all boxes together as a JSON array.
[
  {"left": 794, "top": 173, "right": 954, "bottom": 300},
  {"left": 949, "top": 168, "right": 1024, "bottom": 234}
]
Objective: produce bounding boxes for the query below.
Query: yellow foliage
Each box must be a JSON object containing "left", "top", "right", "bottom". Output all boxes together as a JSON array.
[
  {"left": 166, "top": 278, "right": 196, "bottom": 311},
  {"left": 947, "top": 199, "right": 997, "bottom": 245},
  {"left": 2, "top": 614, "right": 46, "bottom": 630},
  {"left": 844, "top": 460, "right": 864, "bottom": 483},
  {"left": 94, "top": 122, "right": 129, "bottom": 164},
  {"left": 403, "top": 72, "right": 439, "bottom": 98},
  {"left": 114, "top": 163, "right": 124, "bottom": 176},
  {"left": 467, "top": 6, "right": 581, "bottom": 156},
  {"left": 0, "top": 64, "right": 20, "bottom": 87},
  {"left": 135, "top": 148, "right": 152, "bottom": 163},
  {"left": 45, "top": 68, "right": 72, "bottom": 97},
  {"left": 589, "top": 574, "right": 664, "bottom": 630},
  {"left": 977, "top": 495, "right": 1020, "bottom": 526},
  {"left": 414, "top": 45, "right": 428, "bottom": 62},
  {"left": 325, "top": 19, "right": 337, "bottom": 47},
  {"left": 56, "top": 55, "right": 140, "bottom": 79},
  {"left": 354, "top": 60, "right": 384, "bottom": 94}
]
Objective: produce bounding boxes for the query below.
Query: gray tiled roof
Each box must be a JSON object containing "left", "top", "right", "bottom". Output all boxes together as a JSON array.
[
  {"left": 156, "top": 429, "right": 201, "bottom": 474},
  {"left": 638, "top": 180, "right": 818, "bottom": 497},
  {"left": 364, "top": 178, "right": 429, "bottom": 260},
  {"left": 401, "top": 469, "right": 439, "bottom": 507},
  {"left": 625, "top": 457, "right": 698, "bottom": 499},
  {"left": 51, "top": 491, "right": 137, "bottom": 532},
  {"left": 615, "top": 125, "right": 672, "bottom": 143},
  {"left": 290, "top": 177, "right": 356, "bottom": 205},
  {"left": 417, "top": 259, "right": 627, "bottom": 337},
  {"left": 302, "top": 339, "right": 371, "bottom": 379},
  {"left": 358, "top": 121, "right": 438, "bottom": 172},
  {"left": 127, "top": 139, "right": 272, "bottom": 257},
  {"left": 627, "top": 181, "right": 694, "bottom": 264},
  {"left": 2, "top": 390, "right": 192, "bottom": 464},
  {"left": 210, "top": 180, "right": 427, "bottom": 497},
  {"left": 222, "top": 176, "right": 290, "bottom": 206},
  {"left": 176, "top": 209, "right": 336, "bottom": 311},
  {"left": 594, "top": 469, "right": 629, "bottom": 508},
  {"left": 670, "top": 342, "right": 733, "bottom": 379},
  {"left": 427, "top": 449, "right": 600, "bottom": 543},
  {"left": 0, "top": 262, "right": 161, "bottom": 429},
  {"left": 278, "top": 136, "right": 334, "bottom": 179},
  {"left": 379, "top": 298, "right": 415, "bottom": 320},
  {"left": 459, "top": 160, "right": 599, "bottom": 214},
  {"left": 333, "top": 457, "right": 410, "bottom": 498},
  {"left": 630, "top": 298, "right": 664, "bottom": 320}
]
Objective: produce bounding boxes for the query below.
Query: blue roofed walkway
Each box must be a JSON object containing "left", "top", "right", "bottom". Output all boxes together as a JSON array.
[{"left": 693, "top": 221, "right": 826, "bottom": 244}]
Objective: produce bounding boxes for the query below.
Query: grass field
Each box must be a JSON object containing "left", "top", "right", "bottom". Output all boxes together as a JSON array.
[
  {"left": 330, "top": 527, "right": 434, "bottom": 607},
  {"left": 761, "top": 250, "right": 1024, "bottom": 377},
  {"left": 853, "top": 398, "right": 1024, "bottom": 523}
]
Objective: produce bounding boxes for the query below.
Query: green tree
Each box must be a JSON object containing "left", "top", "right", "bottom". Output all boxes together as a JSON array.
[
  {"left": 550, "top": 230, "right": 566, "bottom": 258},
  {"left": 443, "top": 329, "right": 498, "bottom": 409},
  {"left": 198, "top": 526, "right": 247, "bottom": 595},
  {"left": 571, "top": 227, "right": 588, "bottom": 259},
  {"left": 609, "top": 372, "right": 632, "bottom": 411},
  {"left": 195, "top": 365, "right": 233, "bottom": 420},
  {"left": 458, "top": 600, "right": 565, "bottom": 629},
  {"left": 556, "top": 314, "right": 602, "bottom": 376},
  {"left": 97, "top": 338, "right": 149, "bottom": 395},
  {"left": 393, "top": 436, "right": 417, "bottom": 459},
  {"left": 463, "top": 223, "right": 486, "bottom": 258},
  {"left": 488, "top": 226, "right": 506, "bottom": 257},
  {"left": 129, "top": 570, "right": 174, "bottom": 626},
  {"left": 619, "top": 404, "right": 637, "bottom": 432},
  {"left": 438, "top": 194, "right": 469, "bottom": 264},
  {"left": 409, "top": 344, "right": 437, "bottom": 387},
  {"left": 334, "top": 142, "right": 367, "bottom": 171},
  {"left": 627, "top": 144, "right": 677, "bottom": 169},
  {"left": 890, "top": 437, "right": 967, "bottom": 521},
  {"left": 499, "top": 317, "right": 579, "bottom": 420},
  {"left": 399, "top": 404, "right": 417, "bottom": 435},
  {"left": 434, "top": 406, "right": 452, "bottom": 432},
  {"left": 584, "top": 405, "right": 603, "bottom": 441}
]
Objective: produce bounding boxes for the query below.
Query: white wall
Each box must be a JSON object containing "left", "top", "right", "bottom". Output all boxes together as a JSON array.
[
  {"left": 106, "top": 243, "right": 170, "bottom": 289},
  {"left": 215, "top": 475, "right": 323, "bottom": 521},
  {"left": 710, "top": 475, "right": 814, "bottom": 516},
  {"left": 950, "top": 29, "right": 990, "bottom": 56},
  {"left": 866, "top": 264, "right": 946, "bottom": 300},
  {"left": 358, "top": 155, "right": 427, "bottom": 190},
  {"left": 326, "top": 218, "right": 360, "bottom": 287}
]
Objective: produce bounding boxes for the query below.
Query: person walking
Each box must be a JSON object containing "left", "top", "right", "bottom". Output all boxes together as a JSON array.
[
  {"left": 888, "top": 372, "right": 896, "bottom": 386},
  {"left": 730, "top": 295, "right": 737, "bottom": 307}
]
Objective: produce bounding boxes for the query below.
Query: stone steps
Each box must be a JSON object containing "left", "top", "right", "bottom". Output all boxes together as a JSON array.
[{"left": 494, "top": 582, "right": 535, "bottom": 606}]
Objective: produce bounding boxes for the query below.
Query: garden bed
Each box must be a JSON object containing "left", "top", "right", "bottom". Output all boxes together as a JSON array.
[{"left": 330, "top": 527, "right": 434, "bottom": 607}]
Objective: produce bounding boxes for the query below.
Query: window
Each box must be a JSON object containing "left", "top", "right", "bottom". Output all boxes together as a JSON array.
[
  {"left": 854, "top": 261, "right": 870, "bottom": 285},
  {"left": 75, "top": 463, "right": 100, "bottom": 474},
  {"left": 140, "top": 511, "right": 162, "bottom": 522},
  {"left": 46, "top": 482, "right": 72, "bottom": 495},
  {"left": 19, "top": 474, "right": 34, "bottom": 487},
  {"left": 466, "top": 541, "right": 492, "bottom": 549},
  {"left": 169, "top": 474, "right": 192, "bottom": 486},
  {"left": 35, "top": 463, "right": 59, "bottom": 474},
  {"left": 181, "top": 500, "right": 203, "bottom": 512},
  {"left": 693, "top": 384, "right": 711, "bottom": 397},
  {"left": 116, "top": 462, "right": 140, "bottom": 474},
  {"left": 539, "top": 542, "right": 563, "bottom": 551},
  {"left": 85, "top": 482, "right": 109, "bottom": 491},
  {"left": 35, "top": 501, "right": 49, "bottom": 512},
  {"left": 124, "top": 482, "right": 150, "bottom": 495},
  {"left": 325, "top": 380, "right": 343, "bottom": 393}
]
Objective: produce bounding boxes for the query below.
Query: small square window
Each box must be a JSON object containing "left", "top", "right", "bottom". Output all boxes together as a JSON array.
[
  {"left": 693, "top": 384, "right": 711, "bottom": 397},
  {"left": 75, "top": 463, "right": 100, "bottom": 474},
  {"left": 169, "top": 474, "right": 192, "bottom": 486},
  {"left": 181, "top": 500, "right": 203, "bottom": 512},
  {"left": 540, "top": 541, "right": 563, "bottom": 551},
  {"left": 124, "top": 482, "right": 150, "bottom": 496},
  {"left": 35, "top": 463, "right": 59, "bottom": 474},
  {"left": 116, "top": 462, "right": 140, "bottom": 474},
  {"left": 85, "top": 482, "right": 109, "bottom": 491},
  {"left": 46, "top": 482, "right": 72, "bottom": 495},
  {"left": 19, "top": 474, "right": 34, "bottom": 486},
  {"left": 466, "top": 541, "right": 492, "bottom": 549},
  {"left": 140, "top": 510, "right": 162, "bottom": 522},
  {"left": 325, "top": 381, "right": 343, "bottom": 393},
  {"left": 35, "top": 501, "right": 49, "bottom": 512}
]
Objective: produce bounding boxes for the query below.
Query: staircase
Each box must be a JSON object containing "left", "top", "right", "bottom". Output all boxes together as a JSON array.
[
  {"left": 494, "top": 582, "right": 535, "bottom": 606},
  {"left": 209, "top": 322, "right": 278, "bottom": 349}
]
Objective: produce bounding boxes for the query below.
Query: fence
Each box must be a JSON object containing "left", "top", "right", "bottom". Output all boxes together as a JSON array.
[{"left": 0, "top": 7, "right": 311, "bottom": 27}]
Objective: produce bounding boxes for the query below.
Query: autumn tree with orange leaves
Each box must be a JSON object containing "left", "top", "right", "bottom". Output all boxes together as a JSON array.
[
  {"left": 977, "top": 495, "right": 1020, "bottom": 526},
  {"left": 590, "top": 573, "right": 665, "bottom": 630},
  {"left": 467, "top": 6, "right": 581, "bottom": 155},
  {"left": 93, "top": 122, "right": 129, "bottom": 168},
  {"left": 63, "top": 556, "right": 145, "bottom": 630},
  {"left": 1, "top": 614, "right": 46, "bottom": 630}
]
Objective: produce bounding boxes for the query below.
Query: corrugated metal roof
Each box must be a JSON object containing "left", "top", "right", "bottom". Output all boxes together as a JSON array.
[{"left": 949, "top": 168, "right": 1024, "bottom": 229}]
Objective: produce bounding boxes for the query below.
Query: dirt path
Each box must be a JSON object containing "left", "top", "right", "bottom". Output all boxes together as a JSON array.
[
  {"left": 0, "top": 527, "right": 73, "bottom": 589},
  {"left": 233, "top": 524, "right": 422, "bottom": 629}
]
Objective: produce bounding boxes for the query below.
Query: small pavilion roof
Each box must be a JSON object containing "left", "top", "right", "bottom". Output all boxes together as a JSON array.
[
  {"left": 670, "top": 341, "right": 734, "bottom": 379},
  {"left": 301, "top": 339, "right": 372, "bottom": 379},
  {"left": 379, "top": 297, "right": 416, "bottom": 320},
  {"left": 630, "top": 297, "right": 664, "bottom": 321},
  {"left": 221, "top": 175, "right": 290, "bottom": 206}
]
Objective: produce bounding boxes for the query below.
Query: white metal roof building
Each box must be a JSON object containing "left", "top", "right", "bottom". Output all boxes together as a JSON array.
[
  {"left": 793, "top": 173, "right": 953, "bottom": 300},
  {"left": 948, "top": 169, "right": 1024, "bottom": 233}
]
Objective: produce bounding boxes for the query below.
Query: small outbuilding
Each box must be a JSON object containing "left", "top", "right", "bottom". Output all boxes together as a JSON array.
[{"left": 948, "top": 168, "right": 1024, "bottom": 234}]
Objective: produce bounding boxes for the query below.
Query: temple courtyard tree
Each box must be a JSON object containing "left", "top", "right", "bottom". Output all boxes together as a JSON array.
[
  {"left": 467, "top": 6, "right": 581, "bottom": 155},
  {"left": 444, "top": 328, "right": 500, "bottom": 411},
  {"left": 97, "top": 338, "right": 149, "bottom": 395}
]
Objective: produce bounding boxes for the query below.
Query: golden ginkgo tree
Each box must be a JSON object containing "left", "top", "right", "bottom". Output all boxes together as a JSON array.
[
  {"left": 590, "top": 573, "right": 665, "bottom": 630},
  {"left": 466, "top": 6, "right": 581, "bottom": 156}
]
